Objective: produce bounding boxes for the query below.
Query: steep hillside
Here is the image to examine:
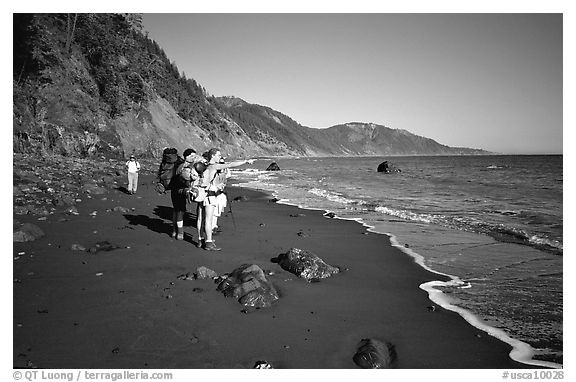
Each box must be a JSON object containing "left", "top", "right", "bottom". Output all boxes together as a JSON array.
[
  {"left": 13, "top": 13, "right": 490, "bottom": 159},
  {"left": 312, "top": 123, "right": 489, "bottom": 156},
  {"left": 215, "top": 97, "right": 490, "bottom": 156},
  {"left": 13, "top": 13, "right": 264, "bottom": 159},
  {"left": 212, "top": 96, "right": 333, "bottom": 156}
]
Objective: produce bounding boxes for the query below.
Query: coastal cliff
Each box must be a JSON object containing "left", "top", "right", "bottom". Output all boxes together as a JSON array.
[{"left": 13, "top": 14, "right": 490, "bottom": 159}]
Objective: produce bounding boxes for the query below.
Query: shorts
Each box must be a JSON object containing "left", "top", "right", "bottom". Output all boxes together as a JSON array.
[
  {"left": 202, "top": 195, "right": 218, "bottom": 207},
  {"left": 214, "top": 193, "right": 227, "bottom": 217},
  {"left": 171, "top": 188, "right": 187, "bottom": 212},
  {"left": 202, "top": 189, "right": 225, "bottom": 209}
]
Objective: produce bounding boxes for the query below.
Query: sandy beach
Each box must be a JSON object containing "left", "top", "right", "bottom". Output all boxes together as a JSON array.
[{"left": 13, "top": 173, "right": 534, "bottom": 369}]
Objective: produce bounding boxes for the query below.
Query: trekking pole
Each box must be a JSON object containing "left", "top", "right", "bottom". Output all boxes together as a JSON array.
[{"left": 226, "top": 192, "right": 237, "bottom": 231}]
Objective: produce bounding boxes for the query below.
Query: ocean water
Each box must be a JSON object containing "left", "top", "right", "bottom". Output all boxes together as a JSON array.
[{"left": 230, "top": 155, "right": 563, "bottom": 367}]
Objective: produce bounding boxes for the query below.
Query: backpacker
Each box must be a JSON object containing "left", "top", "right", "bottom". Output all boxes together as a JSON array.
[{"left": 155, "top": 148, "right": 184, "bottom": 194}]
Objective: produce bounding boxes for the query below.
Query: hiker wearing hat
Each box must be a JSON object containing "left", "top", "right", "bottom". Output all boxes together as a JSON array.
[
  {"left": 126, "top": 155, "right": 141, "bottom": 194},
  {"left": 197, "top": 148, "right": 256, "bottom": 251}
]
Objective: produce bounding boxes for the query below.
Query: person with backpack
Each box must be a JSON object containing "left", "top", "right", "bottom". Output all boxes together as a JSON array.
[
  {"left": 197, "top": 148, "right": 255, "bottom": 251},
  {"left": 156, "top": 148, "right": 182, "bottom": 194},
  {"left": 170, "top": 148, "right": 200, "bottom": 240},
  {"left": 125, "top": 155, "right": 141, "bottom": 194}
]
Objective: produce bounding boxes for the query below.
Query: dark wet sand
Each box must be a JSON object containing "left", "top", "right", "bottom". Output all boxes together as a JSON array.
[{"left": 13, "top": 174, "right": 532, "bottom": 369}]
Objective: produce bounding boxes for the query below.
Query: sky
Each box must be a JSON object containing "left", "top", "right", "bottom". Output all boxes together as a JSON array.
[{"left": 142, "top": 13, "right": 563, "bottom": 154}]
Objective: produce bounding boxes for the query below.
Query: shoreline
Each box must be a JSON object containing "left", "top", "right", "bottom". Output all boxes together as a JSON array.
[
  {"left": 14, "top": 174, "right": 542, "bottom": 369},
  {"left": 230, "top": 182, "right": 562, "bottom": 369}
]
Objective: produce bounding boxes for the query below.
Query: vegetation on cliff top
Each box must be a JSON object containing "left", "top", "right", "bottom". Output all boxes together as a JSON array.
[{"left": 14, "top": 13, "right": 224, "bottom": 157}]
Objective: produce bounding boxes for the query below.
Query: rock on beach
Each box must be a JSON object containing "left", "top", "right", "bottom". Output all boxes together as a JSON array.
[
  {"left": 13, "top": 153, "right": 137, "bottom": 218},
  {"left": 274, "top": 248, "right": 340, "bottom": 282},
  {"left": 81, "top": 183, "right": 107, "bottom": 195},
  {"left": 216, "top": 264, "right": 279, "bottom": 308},
  {"left": 194, "top": 266, "right": 218, "bottom": 280},
  {"left": 13, "top": 223, "right": 45, "bottom": 242},
  {"left": 87, "top": 241, "right": 122, "bottom": 253},
  {"left": 353, "top": 338, "right": 396, "bottom": 369}
]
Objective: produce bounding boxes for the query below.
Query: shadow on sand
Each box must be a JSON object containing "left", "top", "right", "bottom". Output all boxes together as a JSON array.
[
  {"left": 115, "top": 186, "right": 132, "bottom": 195},
  {"left": 152, "top": 205, "right": 198, "bottom": 228},
  {"left": 123, "top": 214, "right": 172, "bottom": 237},
  {"left": 121, "top": 205, "right": 199, "bottom": 242}
]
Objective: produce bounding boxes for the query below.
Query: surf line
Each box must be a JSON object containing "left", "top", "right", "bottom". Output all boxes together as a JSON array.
[
  {"left": 385, "top": 232, "right": 562, "bottom": 370},
  {"left": 231, "top": 181, "right": 562, "bottom": 369}
]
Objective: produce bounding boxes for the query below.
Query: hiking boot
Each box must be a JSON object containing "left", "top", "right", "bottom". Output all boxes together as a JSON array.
[
  {"left": 196, "top": 239, "right": 204, "bottom": 248},
  {"left": 176, "top": 227, "right": 184, "bottom": 240},
  {"left": 204, "top": 241, "right": 221, "bottom": 251}
]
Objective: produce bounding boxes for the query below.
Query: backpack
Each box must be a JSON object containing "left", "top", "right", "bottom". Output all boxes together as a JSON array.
[
  {"left": 155, "top": 148, "right": 184, "bottom": 194},
  {"left": 184, "top": 160, "right": 210, "bottom": 203},
  {"left": 176, "top": 154, "right": 206, "bottom": 187},
  {"left": 187, "top": 179, "right": 207, "bottom": 203}
]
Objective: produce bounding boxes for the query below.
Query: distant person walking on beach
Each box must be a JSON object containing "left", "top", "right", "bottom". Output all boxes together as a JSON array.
[
  {"left": 171, "top": 148, "right": 200, "bottom": 240},
  {"left": 125, "top": 155, "right": 140, "bottom": 194},
  {"left": 197, "top": 148, "right": 255, "bottom": 251}
]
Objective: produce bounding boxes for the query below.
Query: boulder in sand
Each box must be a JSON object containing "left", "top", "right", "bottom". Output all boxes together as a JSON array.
[
  {"left": 13, "top": 223, "right": 45, "bottom": 242},
  {"left": 265, "top": 162, "right": 281, "bottom": 171},
  {"left": 194, "top": 266, "right": 218, "bottom": 280},
  {"left": 112, "top": 206, "right": 131, "bottom": 213},
  {"left": 87, "top": 241, "right": 122, "bottom": 253},
  {"left": 353, "top": 338, "right": 396, "bottom": 369},
  {"left": 273, "top": 248, "right": 340, "bottom": 282},
  {"left": 216, "top": 264, "right": 279, "bottom": 308}
]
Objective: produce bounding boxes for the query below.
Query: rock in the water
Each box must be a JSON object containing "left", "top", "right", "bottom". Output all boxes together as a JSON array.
[
  {"left": 216, "top": 264, "right": 279, "bottom": 308},
  {"left": 265, "top": 162, "right": 281, "bottom": 171},
  {"left": 274, "top": 248, "right": 339, "bottom": 282},
  {"left": 353, "top": 338, "right": 396, "bottom": 369},
  {"left": 13, "top": 223, "right": 45, "bottom": 242},
  {"left": 377, "top": 161, "right": 390, "bottom": 173},
  {"left": 377, "top": 161, "right": 401, "bottom": 173},
  {"left": 194, "top": 266, "right": 218, "bottom": 280}
]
